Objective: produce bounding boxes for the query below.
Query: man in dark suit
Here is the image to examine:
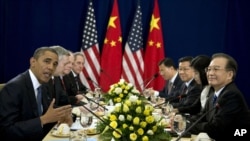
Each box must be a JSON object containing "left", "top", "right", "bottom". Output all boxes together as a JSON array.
[
  {"left": 189, "top": 53, "right": 250, "bottom": 141},
  {"left": 159, "top": 58, "right": 183, "bottom": 99},
  {"left": 47, "top": 46, "right": 71, "bottom": 107},
  {"left": 63, "top": 52, "right": 88, "bottom": 106},
  {"left": 147, "top": 58, "right": 183, "bottom": 100},
  {"left": 171, "top": 56, "right": 202, "bottom": 109},
  {"left": 0, "top": 47, "right": 72, "bottom": 141}
]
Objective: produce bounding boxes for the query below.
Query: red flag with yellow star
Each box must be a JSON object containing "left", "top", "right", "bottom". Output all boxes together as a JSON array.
[
  {"left": 100, "top": 0, "right": 122, "bottom": 92},
  {"left": 144, "top": 0, "right": 165, "bottom": 90}
]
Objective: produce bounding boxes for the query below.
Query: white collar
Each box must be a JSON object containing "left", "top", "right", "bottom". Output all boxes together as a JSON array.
[
  {"left": 71, "top": 70, "right": 78, "bottom": 77},
  {"left": 28, "top": 69, "right": 41, "bottom": 90},
  {"left": 214, "top": 87, "right": 225, "bottom": 97},
  {"left": 185, "top": 78, "right": 194, "bottom": 87},
  {"left": 170, "top": 72, "right": 178, "bottom": 83}
]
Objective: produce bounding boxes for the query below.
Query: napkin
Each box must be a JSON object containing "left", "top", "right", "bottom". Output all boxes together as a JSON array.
[
  {"left": 195, "top": 132, "right": 213, "bottom": 141},
  {"left": 72, "top": 107, "right": 81, "bottom": 117},
  {"left": 87, "top": 138, "right": 97, "bottom": 141}
]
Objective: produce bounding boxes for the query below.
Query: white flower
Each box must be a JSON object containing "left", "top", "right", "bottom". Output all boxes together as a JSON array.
[
  {"left": 110, "top": 85, "right": 115, "bottom": 90},
  {"left": 127, "top": 83, "right": 133, "bottom": 88},
  {"left": 115, "top": 103, "right": 122, "bottom": 107},
  {"left": 118, "top": 79, "right": 125, "bottom": 84},
  {"left": 147, "top": 130, "right": 154, "bottom": 135},
  {"left": 114, "top": 87, "right": 122, "bottom": 94},
  {"left": 118, "top": 115, "right": 125, "bottom": 121},
  {"left": 132, "top": 89, "right": 140, "bottom": 94},
  {"left": 129, "top": 95, "right": 138, "bottom": 102}
]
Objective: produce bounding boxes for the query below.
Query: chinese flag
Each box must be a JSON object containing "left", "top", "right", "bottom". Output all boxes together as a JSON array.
[
  {"left": 144, "top": 0, "right": 165, "bottom": 90},
  {"left": 100, "top": 0, "right": 122, "bottom": 92}
]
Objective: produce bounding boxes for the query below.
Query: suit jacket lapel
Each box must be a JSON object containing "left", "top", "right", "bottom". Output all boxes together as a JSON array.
[{"left": 24, "top": 71, "right": 40, "bottom": 116}]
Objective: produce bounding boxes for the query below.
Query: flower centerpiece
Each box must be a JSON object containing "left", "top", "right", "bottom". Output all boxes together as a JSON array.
[
  {"left": 103, "top": 79, "right": 146, "bottom": 105},
  {"left": 96, "top": 79, "right": 171, "bottom": 141}
]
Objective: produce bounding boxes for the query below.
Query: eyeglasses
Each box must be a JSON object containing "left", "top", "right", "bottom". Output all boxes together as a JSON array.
[{"left": 205, "top": 67, "right": 226, "bottom": 73}]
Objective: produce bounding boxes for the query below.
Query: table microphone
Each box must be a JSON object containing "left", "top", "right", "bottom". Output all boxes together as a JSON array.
[
  {"left": 100, "top": 68, "right": 115, "bottom": 84},
  {"left": 175, "top": 99, "right": 225, "bottom": 141},
  {"left": 86, "top": 76, "right": 103, "bottom": 90},
  {"left": 81, "top": 104, "right": 127, "bottom": 141},
  {"left": 142, "top": 73, "right": 159, "bottom": 91},
  {"left": 154, "top": 94, "right": 187, "bottom": 108},
  {"left": 81, "top": 94, "right": 108, "bottom": 110}
]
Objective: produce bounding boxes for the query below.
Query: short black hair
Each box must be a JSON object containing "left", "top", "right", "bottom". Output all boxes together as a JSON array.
[
  {"left": 178, "top": 56, "right": 193, "bottom": 63},
  {"left": 33, "top": 47, "right": 58, "bottom": 60},
  {"left": 158, "top": 58, "right": 177, "bottom": 69}
]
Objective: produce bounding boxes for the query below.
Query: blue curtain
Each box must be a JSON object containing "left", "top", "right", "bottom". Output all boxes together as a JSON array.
[{"left": 1, "top": 0, "right": 250, "bottom": 106}]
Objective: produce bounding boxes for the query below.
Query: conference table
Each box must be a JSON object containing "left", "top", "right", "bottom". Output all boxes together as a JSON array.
[
  {"left": 43, "top": 128, "right": 195, "bottom": 141},
  {"left": 42, "top": 114, "right": 196, "bottom": 141},
  {"left": 43, "top": 129, "right": 195, "bottom": 141}
]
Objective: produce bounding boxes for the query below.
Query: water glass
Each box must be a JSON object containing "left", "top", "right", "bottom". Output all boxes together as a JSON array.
[
  {"left": 70, "top": 131, "right": 87, "bottom": 141},
  {"left": 80, "top": 112, "right": 93, "bottom": 128},
  {"left": 172, "top": 114, "right": 186, "bottom": 138}
]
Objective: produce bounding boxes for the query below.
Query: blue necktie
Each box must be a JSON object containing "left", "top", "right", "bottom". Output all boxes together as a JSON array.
[
  {"left": 37, "top": 86, "right": 42, "bottom": 115},
  {"left": 213, "top": 94, "right": 217, "bottom": 106}
]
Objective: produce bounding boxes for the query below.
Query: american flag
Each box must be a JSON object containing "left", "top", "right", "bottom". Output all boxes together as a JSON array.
[
  {"left": 79, "top": 0, "right": 100, "bottom": 91},
  {"left": 122, "top": 3, "right": 144, "bottom": 92}
]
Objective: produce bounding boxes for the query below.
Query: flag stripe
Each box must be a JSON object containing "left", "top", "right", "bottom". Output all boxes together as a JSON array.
[
  {"left": 122, "top": 45, "right": 144, "bottom": 91},
  {"left": 82, "top": 47, "right": 100, "bottom": 79}
]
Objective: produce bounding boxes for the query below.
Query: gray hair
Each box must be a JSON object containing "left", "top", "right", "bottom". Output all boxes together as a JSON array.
[
  {"left": 73, "top": 52, "right": 85, "bottom": 61},
  {"left": 49, "top": 45, "right": 69, "bottom": 60}
]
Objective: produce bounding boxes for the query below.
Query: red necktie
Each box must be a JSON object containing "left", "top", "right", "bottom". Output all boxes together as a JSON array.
[{"left": 61, "top": 78, "right": 66, "bottom": 90}]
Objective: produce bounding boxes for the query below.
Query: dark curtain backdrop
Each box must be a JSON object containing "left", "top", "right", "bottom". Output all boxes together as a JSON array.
[{"left": 1, "top": 0, "right": 250, "bottom": 106}]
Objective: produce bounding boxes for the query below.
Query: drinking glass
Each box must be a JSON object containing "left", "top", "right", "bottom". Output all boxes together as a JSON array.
[
  {"left": 172, "top": 114, "right": 186, "bottom": 140},
  {"left": 143, "top": 89, "right": 151, "bottom": 99},
  {"left": 69, "top": 131, "right": 87, "bottom": 141},
  {"left": 150, "top": 95, "right": 158, "bottom": 104},
  {"left": 162, "top": 103, "right": 173, "bottom": 118},
  {"left": 89, "top": 97, "right": 99, "bottom": 110},
  {"left": 94, "top": 88, "right": 102, "bottom": 98},
  {"left": 80, "top": 112, "right": 93, "bottom": 128}
]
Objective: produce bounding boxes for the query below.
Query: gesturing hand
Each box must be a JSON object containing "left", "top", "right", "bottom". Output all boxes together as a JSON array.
[{"left": 40, "top": 99, "right": 72, "bottom": 125}]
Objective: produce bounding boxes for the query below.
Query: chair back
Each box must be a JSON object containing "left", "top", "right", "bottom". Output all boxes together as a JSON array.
[{"left": 0, "top": 83, "right": 5, "bottom": 92}]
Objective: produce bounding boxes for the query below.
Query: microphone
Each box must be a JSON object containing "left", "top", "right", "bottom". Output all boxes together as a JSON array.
[
  {"left": 81, "top": 104, "right": 127, "bottom": 141},
  {"left": 175, "top": 99, "right": 225, "bottom": 141},
  {"left": 100, "top": 68, "right": 115, "bottom": 84},
  {"left": 142, "top": 73, "right": 159, "bottom": 91},
  {"left": 81, "top": 94, "right": 108, "bottom": 110},
  {"left": 86, "top": 76, "right": 102, "bottom": 90},
  {"left": 154, "top": 94, "right": 187, "bottom": 108}
]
